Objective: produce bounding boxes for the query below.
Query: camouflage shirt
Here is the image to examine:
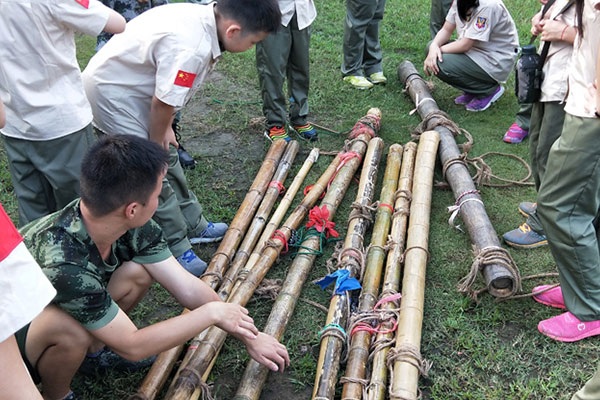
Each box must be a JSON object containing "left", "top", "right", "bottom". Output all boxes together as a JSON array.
[{"left": 20, "top": 199, "right": 171, "bottom": 330}]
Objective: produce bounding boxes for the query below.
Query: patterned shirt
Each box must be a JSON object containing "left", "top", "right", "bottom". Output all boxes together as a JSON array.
[{"left": 20, "top": 199, "right": 171, "bottom": 330}]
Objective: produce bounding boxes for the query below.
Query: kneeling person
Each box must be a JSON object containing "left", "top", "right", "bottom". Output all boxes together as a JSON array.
[{"left": 16, "top": 135, "right": 289, "bottom": 400}]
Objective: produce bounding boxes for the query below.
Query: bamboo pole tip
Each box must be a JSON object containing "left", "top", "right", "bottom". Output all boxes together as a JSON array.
[
  {"left": 367, "top": 108, "right": 382, "bottom": 118},
  {"left": 405, "top": 142, "right": 418, "bottom": 151},
  {"left": 421, "top": 130, "right": 440, "bottom": 141},
  {"left": 389, "top": 143, "right": 403, "bottom": 153}
]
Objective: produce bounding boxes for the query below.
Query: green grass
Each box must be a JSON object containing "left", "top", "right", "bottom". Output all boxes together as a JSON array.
[{"left": 2, "top": 0, "right": 597, "bottom": 399}]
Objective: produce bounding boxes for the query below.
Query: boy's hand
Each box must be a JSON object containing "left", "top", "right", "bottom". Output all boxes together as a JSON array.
[
  {"left": 243, "top": 332, "right": 290, "bottom": 372},
  {"left": 205, "top": 302, "right": 258, "bottom": 340}
]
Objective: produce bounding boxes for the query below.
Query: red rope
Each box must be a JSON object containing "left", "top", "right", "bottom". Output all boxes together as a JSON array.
[
  {"left": 303, "top": 184, "right": 326, "bottom": 199},
  {"left": 348, "top": 114, "right": 381, "bottom": 139},
  {"left": 271, "top": 230, "right": 288, "bottom": 254},
  {"left": 350, "top": 293, "right": 402, "bottom": 337},
  {"left": 268, "top": 181, "right": 286, "bottom": 194},
  {"left": 305, "top": 205, "right": 339, "bottom": 238},
  {"left": 328, "top": 152, "right": 362, "bottom": 190},
  {"left": 379, "top": 203, "right": 394, "bottom": 213}
]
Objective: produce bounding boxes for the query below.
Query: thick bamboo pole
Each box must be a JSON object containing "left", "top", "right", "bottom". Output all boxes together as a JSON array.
[
  {"left": 341, "top": 144, "right": 403, "bottom": 400},
  {"left": 202, "top": 138, "right": 288, "bottom": 289},
  {"left": 131, "top": 140, "right": 287, "bottom": 400},
  {"left": 312, "top": 137, "right": 385, "bottom": 400},
  {"left": 397, "top": 61, "right": 518, "bottom": 297},
  {"left": 367, "top": 143, "right": 418, "bottom": 400},
  {"left": 233, "top": 111, "right": 382, "bottom": 400},
  {"left": 164, "top": 151, "right": 344, "bottom": 400},
  {"left": 389, "top": 130, "right": 439, "bottom": 400}
]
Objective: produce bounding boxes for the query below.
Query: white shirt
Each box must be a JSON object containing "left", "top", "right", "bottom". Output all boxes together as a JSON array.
[
  {"left": 446, "top": 0, "right": 519, "bottom": 83},
  {"left": 539, "top": 0, "right": 576, "bottom": 102},
  {"left": 279, "top": 0, "right": 316, "bottom": 30},
  {"left": 82, "top": 3, "right": 221, "bottom": 138},
  {"left": 564, "top": 0, "right": 600, "bottom": 118},
  {"left": 0, "top": 0, "right": 110, "bottom": 141}
]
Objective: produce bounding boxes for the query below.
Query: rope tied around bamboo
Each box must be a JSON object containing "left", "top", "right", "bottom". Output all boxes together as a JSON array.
[
  {"left": 290, "top": 205, "right": 341, "bottom": 257},
  {"left": 348, "top": 113, "right": 381, "bottom": 139},
  {"left": 447, "top": 189, "right": 483, "bottom": 232},
  {"left": 457, "top": 246, "right": 523, "bottom": 301},
  {"left": 412, "top": 110, "right": 473, "bottom": 154},
  {"left": 348, "top": 200, "right": 379, "bottom": 227},
  {"left": 175, "top": 366, "right": 215, "bottom": 400},
  {"left": 387, "top": 345, "right": 432, "bottom": 400},
  {"left": 393, "top": 188, "right": 412, "bottom": 218}
]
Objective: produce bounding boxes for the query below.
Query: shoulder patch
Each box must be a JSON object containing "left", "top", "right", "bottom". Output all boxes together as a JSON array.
[
  {"left": 74, "top": 0, "right": 89, "bottom": 8},
  {"left": 174, "top": 70, "right": 197, "bottom": 88},
  {"left": 475, "top": 16, "right": 488, "bottom": 31}
]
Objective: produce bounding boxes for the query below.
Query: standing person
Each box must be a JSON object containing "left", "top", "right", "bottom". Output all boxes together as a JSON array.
[
  {"left": 341, "top": 0, "right": 387, "bottom": 90},
  {"left": 258, "top": 0, "right": 318, "bottom": 142},
  {"left": 0, "top": 99, "right": 57, "bottom": 400},
  {"left": 430, "top": 0, "right": 453, "bottom": 39},
  {"left": 536, "top": 0, "right": 600, "bottom": 343},
  {"left": 502, "top": 0, "right": 576, "bottom": 248},
  {"left": 82, "top": 0, "right": 281, "bottom": 276},
  {"left": 15, "top": 135, "right": 289, "bottom": 400},
  {"left": 0, "top": 0, "right": 126, "bottom": 227},
  {"left": 424, "top": 0, "right": 519, "bottom": 112}
]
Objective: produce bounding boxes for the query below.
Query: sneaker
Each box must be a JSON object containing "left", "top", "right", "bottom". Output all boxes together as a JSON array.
[
  {"left": 79, "top": 347, "right": 156, "bottom": 375},
  {"left": 289, "top": 123, "right": 318, "bottom": 141},
  {"left": 63, "top": 392, "right": 78, "bottom": 400},
  {"left": 518, "top": 202, "right": 537, "bottom": 218},
  {"left": 503, "top": 222, "right": 548, "bottom": 249},
  {"left": 503, "top": 122, "right": 529, "bottom": 144},
  {"left": 369, "top": 72, "right": 387, "bottom": 84},
  {"left": 173, "top": 122, "right": 196, "bottom": 170},
  {"left": 465, "top": 86, "right": 505, "bottom": 112},
  {"left": 454, "top": 92, "right": 476, "bottom": 105},
  {"left": 176, "top": 249, "right": 208, "bottom": 277},
  {"left": 189, "top": 221, "right": 228, "bottom": 244},
  {"left": 343, "top": 75, "right": 374, "bottom": 90},
  {"left": 538, "top": 311, "right": 600, "bottom": 342},
  {"left": 264, "top": 126, "right": 290, "bottom": 142},
  {"left": 532, "top": 285, "right": 565, "bottom": 309}
]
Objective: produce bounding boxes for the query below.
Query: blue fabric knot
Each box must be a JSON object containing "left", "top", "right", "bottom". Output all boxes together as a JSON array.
[{"left": 315, "top": 269, "right": 361, "bottom": 295}]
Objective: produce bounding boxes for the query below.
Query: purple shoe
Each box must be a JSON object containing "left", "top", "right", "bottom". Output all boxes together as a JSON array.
[
  {"left": 503, "top": 123, "right": 529, "bottom": 143},
  {"left": 465, "top": 86, "right": 505, "bottom": 112},
  {"left": 454, "top": 92, "right": 476, "bottom": 105}
]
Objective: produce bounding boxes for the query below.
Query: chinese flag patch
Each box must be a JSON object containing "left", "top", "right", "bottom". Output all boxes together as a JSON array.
[
  {"left": 174, "top": 70, "right": 197, "bottom": 88},
  {"left": 74, "top": 0, "right": 89, "bottom": 8}
]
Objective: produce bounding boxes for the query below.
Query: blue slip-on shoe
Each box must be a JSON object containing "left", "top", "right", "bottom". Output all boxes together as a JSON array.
[
  {"left": 503, "top": 223, "right": 548, "bottom": 249},
  {"left": 176, "top": 249, "right": 208, "bottom": 277},
  {"left": 189, "top": 222, "right": 228, "bottom": 244}
]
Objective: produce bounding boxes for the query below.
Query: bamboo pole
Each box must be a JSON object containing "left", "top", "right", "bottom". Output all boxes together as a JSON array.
[
  {"left": 340, "top": 144, "right": 403, "bottom": 400},
  {"left": 164, "top": 150, "right": 344, "bottom": 400},
  {"left": 233, "top": 110, "right": 382, "bottom": 400},
  {"left": 397, "top": 61, "right": 519, "bottom": 297},
  {"left": 312, "top": 137, "right": 385, "bottom": 400},
  {"left": 389, "top": 130, "right": 439, "bottom": 400},
  {"left": 367, "top": 143, "right": 418, "bottom": 400},
  {"left": 131, "top": 140, "right": 287, "bottom": 400}
]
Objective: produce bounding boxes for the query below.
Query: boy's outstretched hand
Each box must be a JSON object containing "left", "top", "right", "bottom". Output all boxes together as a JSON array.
[
  {"left": 243, "top": 332, "right": 290, "bottom": 372},
  {"left": 205, "top": 302, "right": 259, "bottom": 340}
]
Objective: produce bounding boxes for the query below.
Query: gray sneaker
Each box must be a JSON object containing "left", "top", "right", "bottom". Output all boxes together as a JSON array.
[
  {"left": 176, "top": 249, "right": 208, "bottom": 277},
  {"left": 518, "top": 202, "right": 537, "bottom": 218},
  {"left": 189, "top": 222, "right": 228, "bottom": 244}
]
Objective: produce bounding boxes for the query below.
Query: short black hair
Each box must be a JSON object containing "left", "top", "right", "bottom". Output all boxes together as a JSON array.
[
  {"left": 80, "top": 135, "right": 169, "bottom": 217},
  {"left": 457, "top": 0, "right": 479, "bottom": 22},
  {"left": 217, "top": 0, "right": 281, "bottom": 34}
]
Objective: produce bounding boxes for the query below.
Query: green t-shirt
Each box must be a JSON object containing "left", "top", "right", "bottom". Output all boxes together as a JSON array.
[{"left": 20, "top": 199, "right": 171, "bottom": 330}]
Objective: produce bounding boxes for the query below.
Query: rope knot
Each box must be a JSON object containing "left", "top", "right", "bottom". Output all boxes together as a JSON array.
[
  {"left": 268, "top": 180, "right": 286, "bottom": 194},
  {"left": 348, "top": 114, "right": 381, "bottom": 139},
  {"left": 306, "top": 205, "right": 339, "bottom": 239}
]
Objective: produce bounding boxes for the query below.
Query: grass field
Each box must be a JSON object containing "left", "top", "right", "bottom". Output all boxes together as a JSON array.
[{"left": 2, "top": 0, "right": 598, "bottom": 399}]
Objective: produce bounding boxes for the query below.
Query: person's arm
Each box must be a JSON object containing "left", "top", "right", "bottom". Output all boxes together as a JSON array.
[
  {"left": 539, "top": 19, "right": 577, "bottom": 44},
  {"left": 424, "top": 21, "right": 455, "bottom": 75},
  {"left": 103, "top": 9, "right": 126, "bottom": 34},
  {"left": 149, "top": 96, "right": 177, "bottom": 150},
  {"left": 440, "top": 37, "right": 476, "bottom": 53}
]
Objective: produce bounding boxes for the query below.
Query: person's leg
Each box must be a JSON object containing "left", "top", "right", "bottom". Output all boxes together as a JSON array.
[
  {"left": 341, "top": 0, "right": 375, "bottom": 77},
  {"left": 515, "top": 103, "right": 533, "bottom": 132},
  {"left": 256, "top": 24, "right": 291, "bottom": 134},
  {"left": 429, "top": 0, "right": 453, "bottom": 39},
  {"left": 363, "top": 0, "right": 386, "bottom": 77},
  {"left": 107, "top": 261, "right": 154, "bottom": 314},
  {"left": 538, "top": 115, "right": 600, "bottom": 322},
  {"left": 573, "top": 364, "right": 600, "bottom": 400},
  {"left": 287, "top": 14, "right": 313, "bottom": 135},
  {"left": 531, "top": 101, "right": 566, "bottom": 190},
  {"left": 0, "top": 335, "right": 43, "bottom": 399},
  {"left": 434, "top": 52, "right": 498, "bottom": 96},
  {"left": 24, "top": 306, "right": 93, "bottom": 400},
  {"left": 1, "top": 135, "right": 55, "bottom": 226}
]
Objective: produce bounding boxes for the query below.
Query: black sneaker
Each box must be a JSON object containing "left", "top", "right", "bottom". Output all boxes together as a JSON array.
[
  {"left": 172, "top": 122, "right": 196, "bottom": 170},
  {"left": 78, "top": 348, "right": 156, "bottom": 375}
]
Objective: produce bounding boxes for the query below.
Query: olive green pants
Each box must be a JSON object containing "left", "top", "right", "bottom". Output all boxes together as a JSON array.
[
  {"left": 573, "top": 364, "right": 600, "bottom": 400},
  {"left": 341, "top": 0, "right": 386, "bottom": 77},
  {"left": 537, "top": 115, "right": 600, "bottom": 321},
  {"left": 515, "top": 102, "right": 533, "bottom": 132},
  {"left": 524, "top": 102, "right": 566, "bottom": 235},
  {"left": 429, "top": 0, "right": 453, "bottom": 39},
  {"left": 2, "top": 124, "right": 95, "bottom": 226},
  {"left": 256, "top": 12, "right": 311, "bottom": 128}
]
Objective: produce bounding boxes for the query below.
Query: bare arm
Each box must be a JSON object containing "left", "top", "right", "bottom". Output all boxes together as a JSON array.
[
  {"left": 539, "top": 19, "right": 576, "bottom": 44},
  {"left": 103, "top": 9, "right": 126, "bottom": 34},
  {"left": 424, "top": 21, "right": 455, "bottom": 75},
  {"left": 149, "top": 95, "right": 177, "bottom": 150},
  {"left": 441, "top": 37, "right": 476, "bottom": 53}
]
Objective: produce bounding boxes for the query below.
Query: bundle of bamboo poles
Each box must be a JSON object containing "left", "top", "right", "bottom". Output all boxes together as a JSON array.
[
  {"left": 131, "top": 139, "right": 289, "bottom": 400},
  {"left": 389, "top": 130, "right": 439, "bottom": 400},
  {"left": 312, "top": 137, "right": 384, "bottom": 400},
  {"left": 397, "top": 61, "right": 520, "bottom": 298},
  {"left": 367, "top": 142, "right": 418, "bottom": 400},
  {"left": 165, "top": 150, "right": 346, "bottom": 400},
  {"left": 340, "top": 143, "right": 403, "bottom": 400},
  {"left": 233, "top": 108, "right": 382, "bottom": 400}
]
